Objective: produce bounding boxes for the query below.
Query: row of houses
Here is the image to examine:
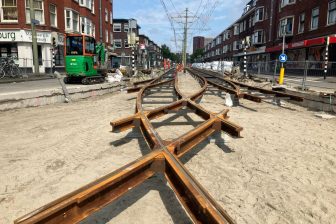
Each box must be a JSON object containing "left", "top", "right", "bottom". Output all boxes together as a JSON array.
[
  {"left": 202, "top": 0, "right": 336, "bottom": 64},
  {"left": 112, "top": 19, "right": 162, "bottom": 69},
  {"left": 0, "top": 0, "right": 162, "bottom": 73}
]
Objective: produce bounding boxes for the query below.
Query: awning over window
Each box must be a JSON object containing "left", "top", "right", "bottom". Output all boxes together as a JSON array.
[
  {"left": 329, "top": 37, "right": 336, "bottom": 44},
  {"left": 266, "top": 36, "right": 334, "bottom": 53}
]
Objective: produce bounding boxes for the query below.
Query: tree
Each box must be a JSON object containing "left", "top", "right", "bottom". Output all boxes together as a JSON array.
[
  {"left": 161, "top": 44, "right": 171, "bottom": 59},
  {"left": 161, "top": 44, "right": 179, "bottom": 63},
  {"left": 190, "top": 48, "right": 204, "bottom": 63}
]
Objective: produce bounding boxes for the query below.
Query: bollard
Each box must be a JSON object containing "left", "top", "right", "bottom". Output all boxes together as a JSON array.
[{"left": 279, "top": 67, "right": 285, "bottom": 85}]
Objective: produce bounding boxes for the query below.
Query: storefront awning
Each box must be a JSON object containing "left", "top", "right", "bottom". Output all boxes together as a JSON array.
[
  {"left": 329, "top": 37, "right": 336, "bottom": 44},
  {"left": 305, "top": 37, "right": 325, "bottom": 47},
  {"left": 266, "top": 36, "right": 332, "bottom": 53}
]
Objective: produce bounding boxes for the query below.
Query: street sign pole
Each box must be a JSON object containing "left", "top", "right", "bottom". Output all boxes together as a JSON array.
[{"left": 279, "top": 24, "right": 286, "bottom": 85}]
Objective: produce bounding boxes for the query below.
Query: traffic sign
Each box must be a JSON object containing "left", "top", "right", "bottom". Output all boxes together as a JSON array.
[
  {"left": 31, "top": 19, "right": 40, "bottom": 25},
  {"left": 279, "top": 54, "right": 288, "bottom": 63}
]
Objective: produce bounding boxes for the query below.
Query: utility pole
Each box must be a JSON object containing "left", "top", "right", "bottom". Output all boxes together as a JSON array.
[
  {"left": 29, "top": 0, "right": 39, "bottom": 74},
  {"left": 183, "top": 8, "right": 188, "bottom": 72},
  {"left": 171, "top": 8, "right": 197, "bottom": 72}
]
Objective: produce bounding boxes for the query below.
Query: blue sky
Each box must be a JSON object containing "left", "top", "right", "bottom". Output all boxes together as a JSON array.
[{"left": 114, "top": 0, "right": 249, "bottom": 53}]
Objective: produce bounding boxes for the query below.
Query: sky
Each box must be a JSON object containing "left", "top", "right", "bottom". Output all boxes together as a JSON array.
[{"left": 114, "top": 0, "right": 249, "bottom": 53}]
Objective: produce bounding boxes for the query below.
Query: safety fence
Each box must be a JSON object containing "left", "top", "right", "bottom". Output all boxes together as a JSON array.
[
  {"left": 238, "top": 60, "right": 336, "bottom": 78},
  {"left": 193, "top": 60, "right": 336, "bottom": 91},
  {"left": 237, "top": 60, "right": 336, "bottom": 91}
]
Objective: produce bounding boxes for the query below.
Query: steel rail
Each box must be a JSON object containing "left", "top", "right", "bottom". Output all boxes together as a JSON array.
[
  {"left": 15, "top": 69, "right": 240, "bottom": 224},
  {"left": 192, "top": 68, "right": 303, "bottom": 102}
]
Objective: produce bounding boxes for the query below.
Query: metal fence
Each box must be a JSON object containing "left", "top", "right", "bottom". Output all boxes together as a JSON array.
[
  {"left": 239, "top": 60, "right": 336, "bottom": 77},
  {"left": 0, "top": 57, "right": 62, "bottom": 79},
  {"left": 236, "top": 60, "right": 336, "bottom": 91}
]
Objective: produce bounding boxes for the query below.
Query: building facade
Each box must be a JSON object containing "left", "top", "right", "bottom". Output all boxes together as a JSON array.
[
  {"left": 138, "top": 34, "right": 162, "bottom": 69},
  {"left": 204, "top": 0, "right": 336, "bottom": 63},
  {"left": 0, "top": 0, "right": 114, "bottom": 73},
  {"left": 112, "top": 18, "right": 140, "bottom": 67},
  {"left": 193, "top": 36, "right": 204, "bottom": 53},
  {"left": 112, "top": 18, "right": 162, "bottom": 68}
]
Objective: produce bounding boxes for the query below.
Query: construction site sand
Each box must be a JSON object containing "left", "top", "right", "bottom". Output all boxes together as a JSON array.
[{"left": 0, "top": 72, "right": 335, "bottom": 223}]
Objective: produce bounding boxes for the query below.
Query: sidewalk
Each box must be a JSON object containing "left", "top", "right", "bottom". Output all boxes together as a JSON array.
[
  {"left": 0, "top": 74, "right": 56, "bottom": 84},
  {"left": 0, "top": 79, "right": 123, "bottom": 111},
  {"left": 252, "top": 73, "right": 336, "bottom": 93}
]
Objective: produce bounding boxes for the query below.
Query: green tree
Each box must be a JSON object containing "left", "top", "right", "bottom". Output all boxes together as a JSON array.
[
  {"left": 161, "top": 44, "right": 179, "bottom": 63},
  {"left": 161, "top": 44, "right": 172, "bottom": 59},
  {"left": 190, "top": 48, "right": 204, "bottom": 63}
]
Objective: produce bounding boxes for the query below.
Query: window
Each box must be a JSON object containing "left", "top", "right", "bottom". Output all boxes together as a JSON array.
[
  {"left": 92, "top": 24, "right": 95, "bottom": 37},
  {"left": 281, "top": 0, "right": 295, "bottom": 7},
  {"left": 124, "top": 24, "right": 129, "bottom": 32},
  {"left": 85, "top": 36, "right": 95, "bottom": 54},
  {"left": 55, "top": 45, "right": 64, "bottom": 66},
  {"left": 113, "top": 23, "right": 121, "bottom": 32},
  {"left": 124, "top": 39, "right": 129, "bottom": 48},
  {"left": 279, "top": 17, "right": 294, "bottom": 36},
  {"left": 239, "top": 22, "right": 244, "bottom": 33},
  {"left": 114, "top": 39, "right": 122, "bottom": 48},
  {"left": 223, "top": 45, "right": 228, "bottom": 53},
  {"left": 105, "top": 30, "right": 108, "bottom": 43},
  {"left": 253, "top": 30, "right": 264, "bottom": 44},
  {"left": 105, "top": 9, "right": 108, "bottom": 22},
  {"left": 65, "top": 9, "right": 79, "bottom": 32},
  {"left": 1, "top": 0, "right": 18, "bottom": 22},
  {"left": 255, "top": 7, "right": 264, "bottom": 22},
  {"left": 227, "top": 31, "right": 231, "bottom": 39},
  {"left": 216, "top": 36, "right": 221, "bottom": 45},
  {"left": 110, "top": 32, "right": 113, "bottom": 44},
  {"left": 80, "top": 17, "right": 93, "bottom": 35},
  {"left": 311, "top": 7, "right": 319, "bottom": 30},
  {"left": 49, "top": 4, "right": 57, "bottom": 27},
  {"left": 298, "top": 13, "right": 305, "bottom": 33},
  {"left": 233, "top": 41, "right": 241, "bottom": 50},
  {"left": 79, "top": 0, "right": 92, "bottom": 10},
  {"left": 25, "top": 0, "right": 44, "bottom": 25},
  {"left": 110, "top": 11, "right": 112, "bottom": 24},
  {"left": 328, "top": 0, "right": 336, "bottom": 25},
  {"left": 234, "top": 24, "right": 239, "bottom": 35}
]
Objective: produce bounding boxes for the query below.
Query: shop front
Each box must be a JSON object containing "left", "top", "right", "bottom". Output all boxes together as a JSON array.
[{"left": 0, "top": 30, "right": 65, "bottom": 73}]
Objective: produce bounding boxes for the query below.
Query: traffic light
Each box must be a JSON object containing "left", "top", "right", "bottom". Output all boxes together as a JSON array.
[{"left": 52, "top": 37, "right": 57, "bottom": 47}]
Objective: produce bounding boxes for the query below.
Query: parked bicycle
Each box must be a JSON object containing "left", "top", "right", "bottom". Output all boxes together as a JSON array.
[{"left": 0, "top": 57, "right": 21, "bottom": 79}]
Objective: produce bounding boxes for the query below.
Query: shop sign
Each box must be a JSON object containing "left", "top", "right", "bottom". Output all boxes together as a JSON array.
[
  {"left": 0, "top": 30, "right": 51, "bottom": 43},
  {"left": 23, "top": 30, "right": 51, "bottom": 44},
  {"left": 0, "top": 31, "right": 20, "bottom": 42}
]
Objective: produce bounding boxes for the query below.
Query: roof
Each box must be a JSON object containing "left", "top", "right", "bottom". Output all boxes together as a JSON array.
[{"left": 113, "top": 18, "right": 141, "bottom": 29}]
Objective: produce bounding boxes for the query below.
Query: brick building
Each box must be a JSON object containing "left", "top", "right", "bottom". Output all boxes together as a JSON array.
[
  {"left": 112, "top": 18, "right": 162, "bottom": 68},
  {"left": 138, "top": 34, "right": 162, "bottom": 68},
  {"left": 193, "top": 36, "right": 204, "bottom": 53},
  {"left": 112, "top": 18, "right": 139, "bottom": 67},
  {"left": 0, "top": 0, "right": 114, "bottom": 73},
  {"left": 204, "top": 0, "right": 336, "bottom": 63}
]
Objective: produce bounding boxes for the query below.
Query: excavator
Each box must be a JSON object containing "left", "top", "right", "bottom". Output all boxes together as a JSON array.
[{"left": 64, "top": 34, "right": 107, "bottom": 84}]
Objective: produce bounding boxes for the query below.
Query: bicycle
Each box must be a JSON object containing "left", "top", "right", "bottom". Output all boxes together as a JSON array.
[{"left": 0, "top": 57, "right": 21, "bottom": 79}]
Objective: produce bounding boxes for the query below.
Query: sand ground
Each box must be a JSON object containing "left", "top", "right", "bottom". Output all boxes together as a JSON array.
[{"left": 0, "top": 72, "right": 335, "bottom": 224}]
